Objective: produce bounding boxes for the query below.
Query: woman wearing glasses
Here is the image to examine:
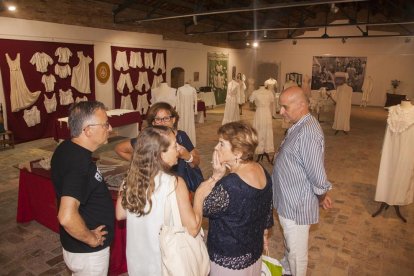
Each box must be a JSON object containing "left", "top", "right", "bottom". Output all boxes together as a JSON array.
[{"left": 115, "top": 102, "right": 201, "bottom": 187}]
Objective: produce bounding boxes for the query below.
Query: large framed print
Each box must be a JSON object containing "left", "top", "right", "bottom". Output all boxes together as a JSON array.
[
  {"left": 311, "top": 56, "right": 367, "bottom": 92},
  {"left": 207, "top": 52, "right": 228, "bottom": 104}
]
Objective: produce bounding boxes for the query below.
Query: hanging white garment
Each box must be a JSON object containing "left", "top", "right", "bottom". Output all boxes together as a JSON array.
[
  {"left": 71, "top": 51, "right": 92, "bottom": 94},
  {"left": 23, "top": 106, "right": 41, "bottom": 127},
  {"left": 129, "top": 51, "right": 143, "bottom": 69},
  {"left": 247, "top": 78, "right": 255, "bottom": 98},
  {"left": 151, "top": 74, "right": 164, "bottom": 89},
  {"left": 176, "top": 84, "right": 198, "bottom": 146},
  {"left": 375, "top": 104, "right": 414, "bottom": 205},
  {"left": 264, "top": 78, "right": 278, "bottom": 117},
  {"left": 136, "top": 93, "right": 150, "bottom": 114},
  {"left": 151, "top": 83, "right": 177, "bottom": 108},
  {"left": 59, "top": 89, "right": 74, "bottom": 105},
  {"left": 55, "top": 64, "right": 71, "bottom": 78},
  {"left": 144, "top": 52, "right": 154, "bottom": 69},
  {"left": 55, "top": 47, "right": 72, "bottom": 63},
  {"left": 361, "top": 76, "right": 373, "bottom": 107},
  {"left": 153, "top": 53, "right": 166, "bottom": 73},
  {"left": 249, "top": 86, "right": 275, "bottom": 154},
  {"left": 114, "top": 51, "right": 129, "bottom": 71},
  {"left": 135, "top": 71, "right": 150, "bottom": 92},
  {"left": 43, "top": 94, "right": 57, "bottom": 113},
  {"left": 75, "top": 96, "right": 88, "bottom": 103},
  {"left": 41, "top": 74, "right": 57, "bottom": 92},
  {"left": 117, "top": 73, "right": 134, "bottom": 94},
  {"left": 30, "top": 52, "right": 53, "bottom": 73},
  {"left": 5, "top": 53, "right": 41, "bottom": 112},
  {"left": 222, "top": 80, "right": 240, "bottom": 125},
  {"left": 237, "top": 79, "right": 247, "bottom": 104},
  {"left": 332, "top": 84, "right": 353, "bottom": 131},
  {"left": 121, "top": 95, "right": 134, "bottom": 110}
]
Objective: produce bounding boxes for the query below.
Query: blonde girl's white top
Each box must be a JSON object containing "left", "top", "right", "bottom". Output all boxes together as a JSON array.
[{"left": 125, "top": 171, "right": 175, "bottom": 276}]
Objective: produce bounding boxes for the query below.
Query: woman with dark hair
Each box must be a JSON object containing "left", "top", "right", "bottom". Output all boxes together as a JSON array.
[
  {"left": 115, "top": 126, "right": 204, "bottom": 275},
  {"left": 196, "top": 121, "right": 274, "bottom": 275},
  {"left": 115, "top": 102, "right": 202, "bottom": 190}
]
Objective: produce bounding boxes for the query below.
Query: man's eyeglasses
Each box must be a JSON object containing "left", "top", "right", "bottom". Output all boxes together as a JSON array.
[
  {"left": 154, "top": 115, "right": 174, "bottom": 123},
  {"left": 84, "top": 121, "right": 111, "bottom": 130}
]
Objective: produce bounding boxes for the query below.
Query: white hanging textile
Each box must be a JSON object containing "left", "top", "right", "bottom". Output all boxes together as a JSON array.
[
  {"left": 43, "top": 94, "right": 57, "bottom": 113},
  {"left": 129, "top": 51, "right": 143, "bottom": 69},
  {"left": 114, "top": 51, "right": 129, "bottom": 71},
  {"left": 153, "top": 52, "right": 166, "bottom": 73},
  {"left": 30, "top": 52, "right": 53, "bottom": 73},
  {"left": 59, "top": 89, "right": 74, "bottom": 105},
  {"left": 144, "top": 52, "right": 154, "bottom": 69},
  {"left": 117, "top": 73, "right": 134, "bottom": 94},
  {"left": 135, "top": 71, "right": 150, "bottom": 92},
  {"left": 151, "top": 74, "right": 164, "bottom": 89},
  {"left": 42, "top": 74, "right": 57, "bottom": 92},
  {"left": 5, "top": 53, "right": 41, "bottom": 112},
  {"left": 55, "top": 64, "right": 71, "bottom": 78},
  {"left": 23, "top": 106, "right": 41, "bottom": 127},
  {"left": 71, "top": 51, "right": 92, "bottom": 94},
  {"left": 176, "top": 84, "right": 198, "bottom": 146},
  {"left": 136, "top": 93, "right": 149, "bottom": 114},
  {"left": 55, "top": 47, "right": 72, "bottom": 63}
]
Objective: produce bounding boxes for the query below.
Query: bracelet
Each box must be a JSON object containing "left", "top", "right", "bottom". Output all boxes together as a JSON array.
[{"left": 185, "top": 153, "right": 193, "bottom": 163}]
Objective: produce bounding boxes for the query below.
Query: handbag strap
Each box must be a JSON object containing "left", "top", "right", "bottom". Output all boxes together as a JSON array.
[{"left": 163, "top": 175, "right": 183, "bottom": 227}]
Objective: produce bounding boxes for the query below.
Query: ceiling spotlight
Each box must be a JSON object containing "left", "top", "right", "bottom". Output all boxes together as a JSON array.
[
  {"left": 245, "top": 31, "right": 250, "bottom": 37},
  {"left": 264, "top": 30, "right": 268, "bottom": 38},
  {"left": 252, "top": 41, "right": 259, "bottom": 48},
  {"left": 342, "top": 37, "right": 347, "bottom": 44},
  {"left": 8, "top": 5, "right": 17, "bottom": 11},
  {"left": 246, "top": 42, "right": 250, "bottom": 46},
  {"left": 192, "top": 15, "right": 197, "bottom": 25},
  {"left": 292, "top": 40, "right": 297, "bottom": 45}
]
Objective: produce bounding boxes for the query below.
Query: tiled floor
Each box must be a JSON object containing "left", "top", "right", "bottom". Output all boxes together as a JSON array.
[{"left": 0, "top": 105, "right": 413, "bottom": 275}]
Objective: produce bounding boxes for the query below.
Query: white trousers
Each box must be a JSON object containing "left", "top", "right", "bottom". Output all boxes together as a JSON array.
[
  {"left": 62, "top": 247, "right": 110, "bottom": 276},
  {"left": 279, "top": 215, "right": 310, "bottom": 276}
]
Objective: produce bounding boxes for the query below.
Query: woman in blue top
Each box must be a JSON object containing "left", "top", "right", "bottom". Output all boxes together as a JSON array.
[
  {"left": 115, "top": 102, "right": 201, "bottom": 189},
  {"left": 196, "top": 121, "right": 274, "bottom": 275}
]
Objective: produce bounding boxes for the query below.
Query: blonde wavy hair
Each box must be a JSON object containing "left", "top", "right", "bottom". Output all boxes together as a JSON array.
[{"left": 120, "top": 126, "right": 174, "bottom": 216}]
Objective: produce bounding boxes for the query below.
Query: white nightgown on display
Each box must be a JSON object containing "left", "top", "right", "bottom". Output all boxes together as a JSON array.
[
  {"left": 249, "top": 87, "right": 275, "bottom": 154},
  {"left": 43, "top": 94, "right": 57, "bottom": 113},
  {"left": 71, "top": 51, "right": 92, "bottom": 94},
  {"left": 55, "top": 47, "right": 72, "bottom": 63},
  {"left": 5, "top": 53, "right": 41, "bottom": 112},
  {"left": 176, "top": 84, "right": 198, "bottom": 146},
  {"left": 41, "top": 74, "right": 56, "bottom": 92},
  {"left": 222, "top": 80, "right": 240, "bottom": 125},
  {"left": 30, "top": 52, "right": 53, "bottom": 73},
  {"left": 23, "top": 106, "right": 41, "bottom": 127},
  {"left": 375, "top": 105, "right": 414, "bottom": 205},
  {"left": 264, "top": 78, "right": 278, "bottom": 117},
  {"left": 332, "top": 84, "right": 353, "bottom": 131},
  {"left": 55, "top": 64, "right": 71, "bottom": 78}
]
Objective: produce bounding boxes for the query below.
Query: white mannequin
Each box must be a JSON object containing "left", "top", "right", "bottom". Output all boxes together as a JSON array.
[
  {"left": 361, "top": 76, "right": 373, "bottom": 107},
  {"left": 151, "top": 82, "right": 177, "bottom": 108},
  {"left": 176, "top": 83, "right": 198, "bottom": 145},
  {"left": 400, "top": 99, "right": 413, "bottom": 109},
  {"left": 222, "top": 79, "right": 240, "bottom": 125},
  {"left": 264, "top": 77, "right": 278, "bottom": 117}
]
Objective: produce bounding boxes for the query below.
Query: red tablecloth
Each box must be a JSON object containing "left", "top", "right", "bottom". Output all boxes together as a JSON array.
[
  {"left": 16, "top": 162, "right": 128, "bottom": 275},
  {"left": 53, "top": 110, "right": 142, "bottom": 141}
]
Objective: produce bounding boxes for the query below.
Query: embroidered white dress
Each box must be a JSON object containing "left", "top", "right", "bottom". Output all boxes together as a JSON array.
[
  {"left": 375, "top": 105, "right": 414, "bottom": 205},
  {"left": 249, "top": 86, "right": 274, "bottom": 154},
  {"left": 332, "top": 84, "right": 353, "bottom": 132},
  {"left": 176, "top": 84, "right": 197, "bottom": 146},
  {"left": 6, "top": 53, "right": 41, "bottom": 112},
  {"left": 71, "top": 51, "right": 92, "bottom": 94},
  {"left": 222, "top": 80, "right": 240, "bottom": 125}
]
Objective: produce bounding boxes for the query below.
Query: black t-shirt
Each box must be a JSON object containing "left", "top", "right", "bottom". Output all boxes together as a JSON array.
[{"left": 51, "top": 140, "right": 115, "bottom": 253}]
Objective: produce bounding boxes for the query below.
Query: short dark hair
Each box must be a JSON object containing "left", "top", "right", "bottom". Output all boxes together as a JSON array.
[
  {"left": 218, "top": 121, "right": 258, "bottom": 162},
  {"left": 68, "top": 101, "right": 106, "bottom": 137},
  {"left": 146, "top": 102, "right": 179, "bottom": 128}
]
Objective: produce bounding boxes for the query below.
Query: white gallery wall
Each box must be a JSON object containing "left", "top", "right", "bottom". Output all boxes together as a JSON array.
[
  {"left": 0, "top": 17, "right": 247, "bottom": 127},
  {"left": 253, "top": 24, "right": 414, "bottom": 107}
]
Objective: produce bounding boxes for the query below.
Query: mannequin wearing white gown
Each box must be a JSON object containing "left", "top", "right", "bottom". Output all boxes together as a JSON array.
[
  {"left": 151, "top": 82, "right": 177, "bottom": 108},
  {"left": 176, "top": 83, "right": 197, "bottom": 146},
  {"left": 247, "top": 78, "right": 255, "bottom": 110},
  {"left": 249, "top": 86, "right": 274, "bottom": 155},
  {"left": 361, "top": 76, "right": 373, "bottom": 107},
  {"left": 332, "top": 83, "right": 353, "bottom": 133},
  {"left": 236, "top": 73, "right": 247, "bottom": 115},
  {"left": 264, "top": 77, "right": 278, "bottom": 117},
  {"left": 222, "top": 79, "right": 240, "bottom": 125},
  {"left": 375, "top": 101, "right": 414, "bottom": 205}
]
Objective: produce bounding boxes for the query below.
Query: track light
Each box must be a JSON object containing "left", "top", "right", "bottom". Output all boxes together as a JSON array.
[
  {"left": 342, "top": 37, "right": 347, "bottom": 44},
  {"left": 246, "top": 42, "right": 250, "bottom": 46},
  {"left": 264, "top": 30, "right": 267, "bottom": 38},
  {"left": 252, "top": 41, "right": 259, "bottom": 48},
  {"left": 330, "top": 3, "right": 339, "bottom": 14},
  {"left": 292, "top": 40, "right": 297, "bottom": 45},
  {"left": 192, "top": 15, "right": 197, "bottom": 25},
  {"left": 8, "top": 5, "right": 17, "bottom": 11}
]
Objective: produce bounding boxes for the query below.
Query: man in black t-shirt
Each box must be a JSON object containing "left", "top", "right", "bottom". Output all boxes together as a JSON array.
[{"left": 51, "top": 101, "right": 115, "bottom": 275}]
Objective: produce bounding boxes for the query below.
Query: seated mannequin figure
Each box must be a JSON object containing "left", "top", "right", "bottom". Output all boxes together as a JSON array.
[{"left": 151, "top": 82, "right": 177, "bottom": 108}]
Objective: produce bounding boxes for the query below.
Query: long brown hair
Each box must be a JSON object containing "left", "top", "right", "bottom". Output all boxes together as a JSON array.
[{"left": 120, "top": 126, "right": 174, "bottom": 216}]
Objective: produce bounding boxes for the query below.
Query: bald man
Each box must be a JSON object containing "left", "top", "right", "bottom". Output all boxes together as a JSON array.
[{"left": 272, "top": 87, "right": 332, "bottom": 276}]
